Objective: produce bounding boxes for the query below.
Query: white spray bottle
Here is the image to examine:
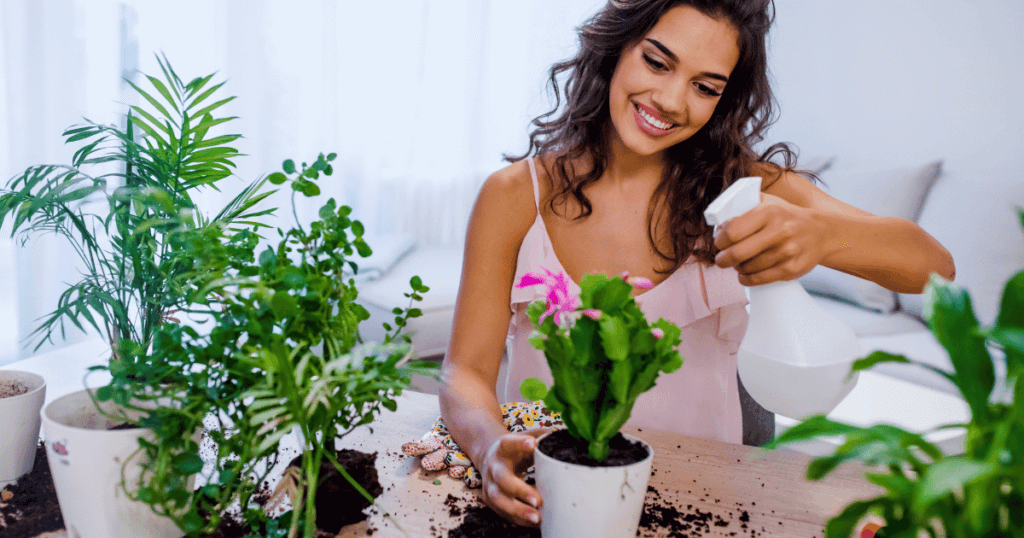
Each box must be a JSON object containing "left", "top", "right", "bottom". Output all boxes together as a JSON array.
[{"left": 703, "top": 177, "right": 860, "bottom": 420}]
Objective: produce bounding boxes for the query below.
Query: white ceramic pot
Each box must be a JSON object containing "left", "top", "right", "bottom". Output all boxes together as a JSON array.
[
  {"left": 534, "top": 431, "right": 653, "bottom": 538},
  {"left": 40, "top": 388, "right": 184, "bottom": 538},
  {"left": 0, "top": 370, "right": 46, "bottom": 487}
]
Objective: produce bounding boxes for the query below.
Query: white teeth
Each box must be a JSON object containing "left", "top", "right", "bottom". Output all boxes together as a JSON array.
[{"left": 635, "top": 104, "right": 673, "bottom": 130}]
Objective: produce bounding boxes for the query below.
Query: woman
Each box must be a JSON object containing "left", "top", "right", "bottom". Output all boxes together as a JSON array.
[{"left": 439, "top": 0, "right": 954, "bottom": 527}]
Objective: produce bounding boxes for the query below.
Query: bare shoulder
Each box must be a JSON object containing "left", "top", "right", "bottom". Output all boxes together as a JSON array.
[
  {"left": 749, "top": 161, "right": 786, "bottom": 191},
  {"left": 474, "top": 159, "right": 538, "bottom": 237}
]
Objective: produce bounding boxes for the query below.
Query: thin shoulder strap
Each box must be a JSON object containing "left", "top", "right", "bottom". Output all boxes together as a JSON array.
[{"left": 527, "top": 157, "right": 541, "bottom": 211}]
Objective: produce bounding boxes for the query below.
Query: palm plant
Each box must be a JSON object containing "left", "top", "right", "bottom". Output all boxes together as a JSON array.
[{"left": 0, "top": 55, "right": 275, "bottom": 357}]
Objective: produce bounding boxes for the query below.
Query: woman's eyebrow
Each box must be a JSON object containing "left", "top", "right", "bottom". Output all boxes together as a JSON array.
[{"left": 645, "top": 38, "right": 730, "bottom": 83}]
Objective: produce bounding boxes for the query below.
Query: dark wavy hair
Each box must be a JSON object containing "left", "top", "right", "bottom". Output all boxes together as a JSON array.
[{"left": 507, "top": 0, "right": 809, "bottom": 269}]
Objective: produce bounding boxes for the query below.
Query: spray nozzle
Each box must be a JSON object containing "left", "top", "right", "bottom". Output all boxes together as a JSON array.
[{"left": 703, "top": 176, "right": 763, "bottom": 227}]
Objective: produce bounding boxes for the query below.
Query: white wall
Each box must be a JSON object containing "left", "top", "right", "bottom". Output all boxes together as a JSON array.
[{"left": 765, "top": 0, "right": 1024, "bottom": 171}]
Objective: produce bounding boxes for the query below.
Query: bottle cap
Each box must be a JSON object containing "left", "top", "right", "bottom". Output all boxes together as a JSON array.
[{"left": 703, "top": 176, "right": 762, "bottom": 226}]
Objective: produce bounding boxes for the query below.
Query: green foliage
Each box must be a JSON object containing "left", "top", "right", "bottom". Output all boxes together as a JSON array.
[
  {"left": 97, "top": 153, "right": 437, "bottom": 538},
  {"left": 768, "top": 209, "right": 1024, "bottom": 538},
  {"left": 520, "top": 274, "right": 683, "bottom": 461},
  {"left": 0, "top": 54, "right": 274, "bottom": 354}
]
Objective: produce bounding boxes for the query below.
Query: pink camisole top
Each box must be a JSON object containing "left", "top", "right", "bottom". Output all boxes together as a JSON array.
[{"left": 503, "top": 158, "right": 750, "bottom": 444}]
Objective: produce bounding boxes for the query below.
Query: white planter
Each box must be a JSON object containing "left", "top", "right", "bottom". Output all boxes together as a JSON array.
[
  {"left": 40, "top": 388, "right": 184, "bottom": 538},
  {"left": 534, "top": 431, "right": 653, "bottom": 538},
  {"left": 0, "top": 370, "right": 46, "bottom": 487}
]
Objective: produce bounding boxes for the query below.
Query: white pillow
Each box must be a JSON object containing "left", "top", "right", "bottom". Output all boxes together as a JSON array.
[
  {"left": 799, "top": 159, "right": 944, "bottom": 313},
  {"left": 897, "top": 166, "right": 1024, "bottom": 326}
]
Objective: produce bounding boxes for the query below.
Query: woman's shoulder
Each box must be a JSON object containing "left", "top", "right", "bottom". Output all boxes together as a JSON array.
[{"left": 473, "top": 159, "right": 540, "bottom": 237}]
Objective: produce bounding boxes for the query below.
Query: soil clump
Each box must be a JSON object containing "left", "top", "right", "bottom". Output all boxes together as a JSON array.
[
  {"left": 0, "top": 441, "right": 64, "bottom": 537},
  {"left": 0, "top": 379, "right": 29, "bottom": 399}
]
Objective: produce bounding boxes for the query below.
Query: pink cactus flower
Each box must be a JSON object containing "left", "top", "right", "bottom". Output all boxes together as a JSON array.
[
  {"left": 627, "top": 276, "right": 654, "bottom": 289},
  {"left": 516, "top": 267, "right": 581, "bottom": 327},
  {"left": 651, "top": 328, "right": 665, "bottom": 339},
  {"left": 582, "top": 309, "right": 603, "bottom": 320}
]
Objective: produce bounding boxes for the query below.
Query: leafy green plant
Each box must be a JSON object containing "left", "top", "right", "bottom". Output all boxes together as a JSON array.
[
  {"left": 0, "top": 55, "right": 274, "bottom": 355},
  {"left": 768, "top": 209, "right": 1024, "bottom": 538},
  {"left": 97, "top": 154, "right": 437, "bottom": 538},
  {"left": 518, "top": 269, "right": 684, "bottom": 461}
]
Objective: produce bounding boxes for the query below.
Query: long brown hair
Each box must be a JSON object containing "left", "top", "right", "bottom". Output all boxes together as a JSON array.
[{"left": 507, "top": 0, "right": 808, "bottom": 268}]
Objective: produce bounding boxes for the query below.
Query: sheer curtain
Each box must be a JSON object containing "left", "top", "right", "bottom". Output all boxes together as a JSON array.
[{"left": 0, "top": 0, "right": 604, "bottom": 362}]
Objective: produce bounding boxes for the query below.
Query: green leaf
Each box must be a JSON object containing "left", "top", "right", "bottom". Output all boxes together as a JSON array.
[
  {"left": 913, "top": 457, "right": 994, "bottom": 513},
  {"left": 171, "top": 452, "right": 205, "bottom": 474},
  {"left": 996, "top": 271, "right": 1024, "bottom": 374},
  {"left": 301, "top": 181, "right": 320, "bottom": 197},
  {"left": 849, "top": 351, "right": 912, "bottom": 380},
  {"left": 924, "top": 274, "right": 995, "bottom": 420},
  {"left": 267, "top": 172, "right": 288, "bottom": 185},
  {"left": 598, "top": 317, "right": 629, "bottom": 361},
  {"left": 766, "top": 415, "right": 861, "bottom": 449},
  {"left": 823, "top": 499, "right": 882, "bottom": 538},
  {"left": 520, "top": 378, "right": 548, "bottom": 401},
  {"left": 283, "top": 159, "right": 296, "bottom": 174}
]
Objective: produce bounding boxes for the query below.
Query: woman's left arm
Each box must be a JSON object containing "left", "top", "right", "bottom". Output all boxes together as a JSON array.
[{"left": 713, "top": 170, "right": 955, "bottom": 294}]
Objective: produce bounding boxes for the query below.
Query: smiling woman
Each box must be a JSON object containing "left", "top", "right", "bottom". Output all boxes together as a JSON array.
[{"left": 438, "top": 0, "right": 955, "bottom": 529}]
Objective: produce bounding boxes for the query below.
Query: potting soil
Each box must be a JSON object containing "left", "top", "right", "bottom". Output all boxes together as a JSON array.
[{"left": 0, "top": 440, "right": 64, "bottom": 537}]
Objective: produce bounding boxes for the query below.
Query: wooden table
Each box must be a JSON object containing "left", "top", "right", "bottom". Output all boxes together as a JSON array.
[
  {"left": 332, "top": 391, "right": 882, "bottom": 537},
  {"left": 7, "top": 341, "right": 883, "bottom": 537}
]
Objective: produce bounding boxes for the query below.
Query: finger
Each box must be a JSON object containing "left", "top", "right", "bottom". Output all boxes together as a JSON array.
[
  {"left": 483, "top": 479, "right": 541, "bottom": 527},
  {"left": 491, "top": 458, "right": 542, "bottom": 509},
  {"left": 484, "top": 465, "right": 542, "bottom": 527},
  {"left": 734, "top": 244, "right": 794, "bottom": 275},
  {"left": 737, "top": 260, "right": 808, "bottom": 286},
  {"left": 713, "top": 208, "right": 769, "bottom": 251},
  {"left": 715, "top": 217, "right": 795, "bottom": 269}
]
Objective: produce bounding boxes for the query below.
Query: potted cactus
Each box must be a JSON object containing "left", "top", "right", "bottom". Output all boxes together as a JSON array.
[{"left": 517, "top": 269, "right": 684, "bottom": 538}]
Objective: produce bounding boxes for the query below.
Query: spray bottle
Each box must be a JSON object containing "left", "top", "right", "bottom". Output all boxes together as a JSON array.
[{"left": 703, "top": 177, "right": 860, "bottom": 419}]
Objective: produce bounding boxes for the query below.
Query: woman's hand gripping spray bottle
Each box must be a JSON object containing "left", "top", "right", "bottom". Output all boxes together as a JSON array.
[{"left": 704, "top": 177, "right": 860, "bottom": 419}]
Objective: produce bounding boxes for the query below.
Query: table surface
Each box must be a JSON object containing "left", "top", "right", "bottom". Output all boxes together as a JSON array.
[{"left": 5, "top": 340, "right": 885, "bottom": 537}]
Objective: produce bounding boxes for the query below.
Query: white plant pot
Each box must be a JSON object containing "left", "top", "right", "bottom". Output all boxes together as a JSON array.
[
  {"left": 0, "top": 370, "right": 46, "bottom": 488},
  {"left": 534, "top": 431, "right": 653, "bottom": 538},
  {"left": 40, "top": 388, "right": 184, "bottom": 538}
]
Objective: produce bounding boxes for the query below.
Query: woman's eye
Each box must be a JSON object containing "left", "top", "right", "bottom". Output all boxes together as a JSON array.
[
  {"left": 696, "top": 83, "right": 722, "bottom": 97},
  {"left": 642, "top": 53, "right": 666, "bottom": 71}
]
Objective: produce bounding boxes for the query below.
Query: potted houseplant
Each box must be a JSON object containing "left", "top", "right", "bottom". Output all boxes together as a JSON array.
[
  {"left": 0, "top": 56, "right": 291, "bottom": 538},
  {"left": 98, "top": 154, "right": 436, "bottom": 538},
  {"left": 0, "top": 370, "right": 46, "bottom": 488},
  {"left": 768, "top": 209, "right": 1024, "bottom": 538},
  {"left": 517, "top": 268, "right": 685, "bottom": 538}
]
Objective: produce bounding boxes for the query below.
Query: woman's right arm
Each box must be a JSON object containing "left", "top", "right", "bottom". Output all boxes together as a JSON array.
[{"left": 438, "top": 160, "right": 545, "bottom": 527}]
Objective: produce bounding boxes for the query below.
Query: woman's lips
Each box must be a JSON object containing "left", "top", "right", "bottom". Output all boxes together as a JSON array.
[{"left": 632, "top": 102, "right": 677, "bottom": 137}]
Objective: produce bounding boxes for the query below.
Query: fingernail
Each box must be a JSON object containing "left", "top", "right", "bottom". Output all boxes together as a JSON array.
[
  {"left": 528, "top": 512, "right": 539, "bottom": 524},
  {"left": 524, "top": 439, "right": 535, "bottom": 450},
  {"left": 527, "top": 495, "right": 538, "bottom": 507}
]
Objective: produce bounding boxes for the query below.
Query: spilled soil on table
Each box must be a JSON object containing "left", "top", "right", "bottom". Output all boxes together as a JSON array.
[
  {"left": 437, "top": 478, "right": 770, "bottom": 538},
  {"left": 0, "top": 440, "right": 64, "bottom": 537},
  {"left": 194, "top": 448, "right": 382, "bottom": 538}
]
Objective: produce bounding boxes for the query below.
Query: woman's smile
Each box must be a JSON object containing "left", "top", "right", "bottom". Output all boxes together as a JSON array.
[{"left": 632, "top": 101, "right": 678, "bottom": 136}]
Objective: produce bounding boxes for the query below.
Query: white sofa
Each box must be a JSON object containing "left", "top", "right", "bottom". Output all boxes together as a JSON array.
[{"left": 356, "top": 158, "right": 1024, "bottom": 454}]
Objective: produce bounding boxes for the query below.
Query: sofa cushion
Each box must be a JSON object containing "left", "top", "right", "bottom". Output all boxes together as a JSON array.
[
  {"left": 897, "top": 166, "right": 1024, "bottom": 327},
  {"left": 357, "top": 247, "right": 463, "bottom": 358},
  {"left": 812, "top": 295, "right": 927, "bottom": 337},
  {"left": 799, "top": 159, "right": 943, "bottom": 313}
]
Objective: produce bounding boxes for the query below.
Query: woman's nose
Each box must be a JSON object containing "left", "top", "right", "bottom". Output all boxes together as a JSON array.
[{"left": 651, "top": 80, "right": 689, "bottom": 122}]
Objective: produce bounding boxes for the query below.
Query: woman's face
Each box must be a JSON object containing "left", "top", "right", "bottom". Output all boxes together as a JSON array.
[{"left": 608, "top": 5, "right": 741, "bottom": 159}]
